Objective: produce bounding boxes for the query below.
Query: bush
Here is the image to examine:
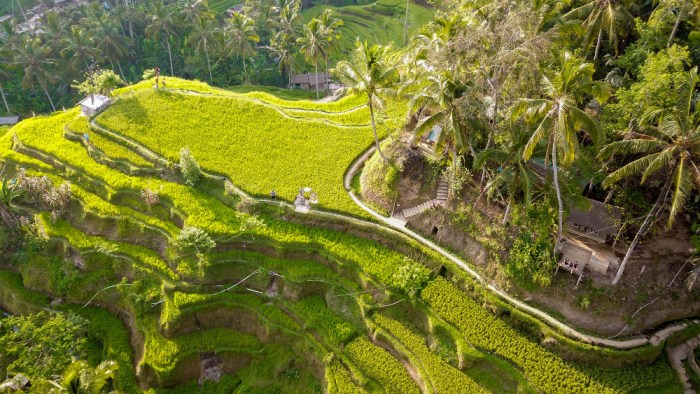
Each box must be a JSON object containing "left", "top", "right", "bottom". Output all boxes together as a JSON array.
[
  {"left": 505, "top": 232, "right": 555, "bottom": 289},
  {"left": 391, "top": 259, "right": 431, "bottom": 297},
  {"left": 0, "top": 311, "right": 87, "bottom": 381},
  {"left": 176, "top": 226, "right": 215, "bottom": 254},
  {"left": 179, "top": 147, "right": 201, "bottom": 186}
]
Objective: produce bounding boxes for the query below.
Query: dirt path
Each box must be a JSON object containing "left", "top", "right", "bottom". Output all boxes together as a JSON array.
[{"left": 667, "top": 334, "right": 700, "bottom": 393}]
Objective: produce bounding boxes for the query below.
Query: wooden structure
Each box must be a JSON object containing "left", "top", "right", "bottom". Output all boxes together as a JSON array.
[
  {"left": 556, "top": 238, "right": 590, "bottom": 287},
  {"left": 78, "top": 94, "right": 111, "bottom": 117},
  {"left": 290, "top": 72, "right": 329, "bottom": 91},
  {"left": 566, "top": 198, "right": 622, "bottom": 243},
  {"left": 0, "top": 116, "right": 19, "bottom": 126}
]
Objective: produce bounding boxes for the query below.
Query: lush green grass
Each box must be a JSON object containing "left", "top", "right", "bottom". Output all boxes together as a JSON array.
[
  {"left": 98, "top": 78, "right": 402, "bottom": 216},
  {"left": 67, "top": 117, "right": 153, "bottom": 167},
  {"left": 302, "top": 0, "right": 434, "bottom": 59},
  {"left": 208, "top": 0, "right": 243, "bottom": 15},
  {"left": 226, "top": 85, "right": 326, "bottom": 101}
]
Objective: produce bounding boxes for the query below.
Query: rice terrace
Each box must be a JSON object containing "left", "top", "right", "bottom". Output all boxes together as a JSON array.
[{"left": 1, "top": 0, "right": 700, "bottom": 393}]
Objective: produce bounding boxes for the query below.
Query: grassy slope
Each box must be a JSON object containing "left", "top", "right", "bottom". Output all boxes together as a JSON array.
[
  {"left": 0, "top": 79, "right": 683, "bottom": 393},
  {"left": 208, "top": 0, "right": 243, "bottom": 15},
  {"left": 100, "top": 77, "right": 401, "bottom": 216},
  {"left": 302, "top": 0, "right": 434, "bottom": 58}
]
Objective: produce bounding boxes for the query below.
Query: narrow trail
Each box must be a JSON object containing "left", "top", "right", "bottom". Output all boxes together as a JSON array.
[
  {"left": 87, "top": 117, "right": 700, "bottom": 352},
  {"left": 133, "top": 88, "right": 374, "bottom": 129}
]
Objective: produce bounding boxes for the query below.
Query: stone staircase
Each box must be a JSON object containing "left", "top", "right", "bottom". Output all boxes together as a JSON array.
[
  {"left": 399, "top": 180, "right": 450, "bottom": 219},
  {"left": 436, "top": 179, "right": 449, "bottom": 204}
]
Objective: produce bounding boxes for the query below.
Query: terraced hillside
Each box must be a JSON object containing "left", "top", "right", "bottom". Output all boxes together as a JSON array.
[
  {"left": 302, "top": 0, "right": 434, "bottom": 56},
  {"left": 0, "top": 78, "right": 690, "bottom": 392}
]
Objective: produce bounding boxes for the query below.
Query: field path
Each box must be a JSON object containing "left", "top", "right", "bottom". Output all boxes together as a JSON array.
[{"left": 89, "top": 117, "right": 698, "bottom": 353}]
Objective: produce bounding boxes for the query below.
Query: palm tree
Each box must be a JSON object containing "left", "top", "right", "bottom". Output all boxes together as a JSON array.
[
  {"left": 319, "top": 9, "right": 342, "bottom": 94},
  {"left": 563, "top": 0, "right": 635, "bottom": 60},
  {"left": 509, "top": 51, "right": 610, "bottom": 252},
  {"left": 408, "top": 70, "right": 474, "bottom": 196},
  {"left": 297, "top": 17, "right": 330, "bottom": 99},
  {"left": 86, "top": 13, "right": 128, "bottom": 81},
  {"left": 268, "top": 0, "right": 300, "bottom": 43},
  {"left": 333, "top": 40, "right": 398, "bottom": 162},
  {"left": 0, "top": 50, "right": 12, "bottom": 114},
  {"left": 41, "top": 10, "right": 69, "bottom": 58},
  {"left": 145, "top": 1, "right": 178, "bottom": 76},
  {"left": 474, "top": 129, "right": 540, "bottom": 224},
  {"left": 48, "top": 360, "right": 118, "bottom": 394},
  {"left": 181, "top": 0, "right": 212, "bottom": 26},
  {"left": 61, "top": 26, "right": 100, "bottom": 75},
  {"left": 599, "top": 67, "right": 700, "bottom": 285},
  {"left": 188, "top": 17, "right": 216, "bottom": 83},
  {"left": 224, "top": 12, "right": 259, "bottom": 83},
  {"left": 0, "top": 176, "right": 21, "bottom": 228},
  {"left": 267, "top": 34, "right": 295, "bottom": 88},
  {"left": 14, "top": 38, "right": 57, "bottom": 112}
]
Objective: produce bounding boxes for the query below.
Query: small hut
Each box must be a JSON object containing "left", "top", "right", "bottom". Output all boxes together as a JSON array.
[
  {"left": 566, "top": 198, "right": 623, "bottom": 243},
  {"left": 78, "top": 94, "right": 111, "bottom": 117},
  {"left": 290, "top": 73, "right": 329, "bottom": 91},
  {"left": 0, "top": 116, "right": 19, "bottom": 126}
]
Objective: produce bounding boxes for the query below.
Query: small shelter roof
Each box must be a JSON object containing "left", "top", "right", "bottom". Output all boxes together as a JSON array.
[
  {"left": 558, "top": 238, "right": 591, "bottom": 275},
  {"left": 78, "top": 94, "right": 110, "bottom": 110},
  {"left": 0, "top": 116, "right": 19, "bottom": 126},
  {"left": 427, "top": 125, "right": 442, "bottom": 143},
  {"left": 290, "top": 72, "right": 329, "bottom": 85},
  {"left": 567, "top": 198, "right": 623, "bottom": 241}
]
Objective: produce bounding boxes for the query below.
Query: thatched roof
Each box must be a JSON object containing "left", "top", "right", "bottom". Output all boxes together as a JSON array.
[
  {"left": 290, "top": 73, "right": 328, "bottom": 85},
  {"left": 566, "top": 198, "right": 622, "bottom": 241}
]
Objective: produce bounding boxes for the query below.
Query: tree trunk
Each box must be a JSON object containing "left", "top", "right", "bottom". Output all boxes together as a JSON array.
[
  {"left": 117, "top": 61, "right": 126, "bottom": 82},
  {"left": 612, "top": 177, "right": 672, "bottom": 285},
  {"left": 502, "top": 197, "right": 512, "bottom": 225},
  {"left": 314, "top": 60, "right": 319, "bottom": 100},
  {"left": 205, "top": 41, "right": 213, "bottom": 83},
  {"left": 368, "top": 98, "right": 388, "bottom": 162},
  {"left": 667, "top": 8, "right": 683, "bottom": 48},
  {"left": 325, "top": 57, "right": 330, "bottom": 95},
  {"left": 16, "top": 0, "right": 27, "bottom": 22},
  {"left": 551, "top": 141, "right": 564, "bottom": 254},
  {"left": 403, "top": 0, "right": 409, "bottom": 46},
  {"left": 41, "top": 81, "right": 56, "bottom": 112},
  {"left": 593, "top": 28, "right": 603, "bottom": 60},
  {"left": 0, "top": 200, "right": 17, "bottom": 229},
  {"left": 450, "top": 144, "right": 457, "bottom": 199},
  {"left": 242, "top": 54, "right": 248, "bottom": 83},
  {"left": 0, "top": 85, "right": 10, "bottom": 115},
  {"left": 166, "top": 36, "right": 174, "bottom": 75}
]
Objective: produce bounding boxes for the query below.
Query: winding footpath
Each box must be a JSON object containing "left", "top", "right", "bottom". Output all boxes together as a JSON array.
[{"left": 88, "top": 113, "right": 699, "bottom": 353}]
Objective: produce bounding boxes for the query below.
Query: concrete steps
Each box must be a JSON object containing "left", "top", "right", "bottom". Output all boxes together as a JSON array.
[
  {"left": 436, "top": 179, "right": 449, "bottom": 203},
  {"left": 402, "top": 199, "right": 440, "bottom": 218}
]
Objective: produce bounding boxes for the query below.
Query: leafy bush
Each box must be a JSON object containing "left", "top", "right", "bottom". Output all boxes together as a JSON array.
[
  {"left": 295, "top": 296, "right": 358, "bottom": 346},
  {"left": 176, "top": 226, "right": 216, "bottom": 254},
  {"left": 0, "top": 312, "right": 87, "bottom": 381},
  {"left": 179, "top": 147, "right": 201, "bottom": 186},
  {"left": 505, "top": 232, "right": 555, "bottom": 288},
  {"left": 391, "top": 259, "right": 431, "bottom": 297}
]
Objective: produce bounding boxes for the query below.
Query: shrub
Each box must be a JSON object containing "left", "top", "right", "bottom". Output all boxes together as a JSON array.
[
  {"left": 0, "top": 311, "right": 87, "bottom": 381},
  {"left": 391, "top": 259, "right": 431, "bottom": 297},
  {"left": 179, "top": 147, "right": 201, "bottom": 186},
  {"left": 505, "top": 232, "right": 556, "bottom": 289},
  {"left": 176, "top": 226, "right": 216, "bottom": 254}
]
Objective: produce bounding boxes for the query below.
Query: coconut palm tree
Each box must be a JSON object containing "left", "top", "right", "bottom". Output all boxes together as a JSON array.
[
  {"left": 333, "top": 40, "right": 398, "bottom": 162},
  {"left": 0, "top": 51, "right": 12, "bottom": 115},
  {"left": 224, "top": 12, "right": 259, "bottom": 83},
  {"left": 474, "top": 129, "right": 541, "bottom": 224},
  {"left": 408, "top": 70, "right": 475, "bottom": 196},
  {"left": 181, "top": 0, "right": 211, "bottom": 26},
  {"left": 599, "top": 67, "right": 700, "bottom": 285},
  {"left": 268, "top": 0, "right": 300, "bottom": 43},
  {"left": 86, "top": 13, "right": 128, "bottom": 81},
  {"left": 563, "top": 0, "right": 635, "bottom": 60},
  {"left": 61, "top": 26, "right": 100, "bottom": 76},
  {"left": 14, "top": 38, "right": 57, "bottom": 112},
  {"left": 652, "top": 0, "right": 699, "bottom": 48},
  {"left": 297, "top": 17, "right": 329, "bottom": 99},
  {"left": 318, "top": 9, "right": 342, "bottom": 94},
  {"left": 48, "top": 360, "right": 118, "bottom": 394},
  {"left": 145, "top": 0, "right": 178, "bottom": 76},
  {"left": 188, "top": 17, "right": 216, "bottom": 83},
  {"left": 266, "top": 34, "right": 295, "bottom": 88},
  {"left": 509, "top": 51, "right": 610, "bottom": 252},
  {"left": 41, "top": 10, "right": 69, "bottom": 58}
]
